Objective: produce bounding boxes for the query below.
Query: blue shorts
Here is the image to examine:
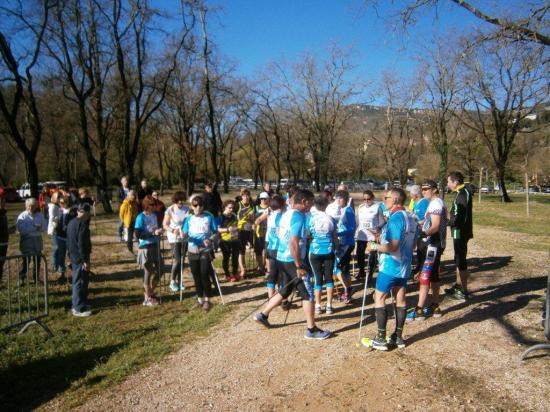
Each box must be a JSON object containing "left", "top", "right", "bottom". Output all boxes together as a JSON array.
[{"left": 375, "top": 272, "right": 408, "bottom": 294}]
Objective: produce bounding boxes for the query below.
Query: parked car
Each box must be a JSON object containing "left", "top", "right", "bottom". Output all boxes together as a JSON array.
[
  {"left": 3, "top": 187, "right": 23, "bottom": 202},
  {"left": 480, "top": 186, "right": 493, "bottom": 194}
]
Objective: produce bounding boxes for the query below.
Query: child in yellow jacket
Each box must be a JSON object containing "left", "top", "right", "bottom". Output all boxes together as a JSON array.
[{"left": 119, "top": 190, "right": 139, "bottom": 254}]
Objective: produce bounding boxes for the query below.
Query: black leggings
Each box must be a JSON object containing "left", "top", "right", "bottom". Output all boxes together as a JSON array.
[
  {"left": 356, "top": 240, "right": 378, "bottom": 275},
  {"left": 220, "top": 240, "right": 239, "bottom": 276},
  {"left": 170, "top": 242, "right": 188, "bottom": 282},
  {"left": 266, "top": 250, "right": 281, "bottom": 287},
  {"left": 336, "top": 245, "right": 354, "bottom": 278},
  {"left": 188, "top": 250, "right": 213, "bottom": 298},
  {"left": 276, "top": 261, "right": 309, "bottom": 301},
  {"left": 309, "top": 253, "right": 335, "bottom": 289}
]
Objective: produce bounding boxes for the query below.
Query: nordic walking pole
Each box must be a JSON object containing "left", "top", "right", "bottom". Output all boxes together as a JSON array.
[
  {"left": 282, "top": 288, "right": 297, "bottom": 326},
  {"left": 234, "top": 276, "right": 301, "bottom": 326},
  {"left": 211, "top": 261, "right": 225, "bottom": 305},
  {"left": 179, "top": 243, "right": 184, "bottom": 302},
  {"left": 357, "top": 266, "right": 372, "bottom": 343}
]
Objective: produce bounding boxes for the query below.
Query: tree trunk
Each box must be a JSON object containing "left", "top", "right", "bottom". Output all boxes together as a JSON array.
[{"left": 497, "top": 166, "right": 512, "bottom": 202}]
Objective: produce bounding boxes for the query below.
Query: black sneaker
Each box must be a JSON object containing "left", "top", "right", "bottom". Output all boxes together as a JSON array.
[
  {"left": 372, "top": 336, "right": 389, "bottom": 351},
  {"left": 444, "top": 283, "right": 459, "bottom": 295},
  {"left": 280, "top": 300, "right": 291, "bottom": 311},
  {"left": 449, "top": 288, "right": 469, "bottom": 301},
  {"left": 253, "top": 312, "right": 271, "bottom": 328},
  {"left": 390, "top": 333, "right": 406, "bottom": 348}
]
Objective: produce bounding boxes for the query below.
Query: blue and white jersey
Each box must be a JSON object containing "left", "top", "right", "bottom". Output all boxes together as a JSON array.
[
  {"left": 182, "top": 213, "right": 218, "bottom": 252},
  {"left": 134, "top": 212, "right": 159, "bottom": 248},
  {"left": 378, "top": 209, "right": 417, "bottom": 279},
  {"left": 336, "top": 206, "right": 356, "bottom": 247},
  {"left": 266, "top": 210, "right": 282, "bottom": 252},
  {"left": 276, "top": 209, "right": 304, "bottom": 263},
  {"left": 306, "top": 211, "right": 334, "bottom": 255},
  {"left": 413, "top": 198, "right": 429, "bottom": 222}
]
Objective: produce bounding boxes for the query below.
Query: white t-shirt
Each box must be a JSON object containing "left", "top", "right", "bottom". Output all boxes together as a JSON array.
[
  {"left": 165, "top": 204, "right": 190, "bottom": 243},
  {"left": 355, "top": 202, "right": 383, "bottom": 242},
  {"left": 422, "top": 197, "right": 448, "bottom": 249}
]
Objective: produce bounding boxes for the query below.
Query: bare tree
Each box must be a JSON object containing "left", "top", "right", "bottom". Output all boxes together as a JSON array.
[
  {"left": 370, "top": 72, "right": 424, "bottom": 185},
  {"left": 366, "top": 1, "right": 550, "bottom": 47},
  {"left": 0, "top": 1, "right": 52, "bottom": 198},
  {"left": 275, "top": 47, "right": 357, "bottom": 191},
  {"left": 458, "top": 38, "right": 549, "bottom": 202}
]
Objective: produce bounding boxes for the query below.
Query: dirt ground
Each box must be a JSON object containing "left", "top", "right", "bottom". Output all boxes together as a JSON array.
[{"left": 44, "top": 225, "right": 549, "bottom": 412}]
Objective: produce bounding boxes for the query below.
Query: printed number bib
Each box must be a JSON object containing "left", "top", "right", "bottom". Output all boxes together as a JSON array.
[{"left": 362, "top": 221, "right": 373, "bottom": 230}]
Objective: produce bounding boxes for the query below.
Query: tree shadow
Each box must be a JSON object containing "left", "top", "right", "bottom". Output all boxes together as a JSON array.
[
  {"left": 0, "top": 343, "right": 123, "bottom": 411},
  {"left": 406, "top": 275, "right": 547, "bottom": 347}
]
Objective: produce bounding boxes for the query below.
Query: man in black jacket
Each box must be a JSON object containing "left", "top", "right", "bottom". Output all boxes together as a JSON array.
[
  {"left": 446, "top": 171, "right": 473, "bottom": 301},
  {"left": 203, "top": 182, "right": 222, "bottom": 222},
  {"left": 67, "top": 203, "right": 92, "bottom": 317}
]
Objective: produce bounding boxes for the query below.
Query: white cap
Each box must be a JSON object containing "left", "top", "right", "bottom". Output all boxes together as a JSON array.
[
  {"left": 259, "top": 192, "right": 270, "bottom": 199},
  {"left": 409, "top": 185, "right": 421, "bottom": 196}
]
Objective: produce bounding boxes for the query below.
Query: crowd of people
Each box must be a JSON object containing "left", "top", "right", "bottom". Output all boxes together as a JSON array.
[{"left": 0, "top": 171, "right": 475, "bottom": 348}]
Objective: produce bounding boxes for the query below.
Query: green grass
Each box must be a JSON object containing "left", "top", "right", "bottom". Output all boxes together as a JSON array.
[{"left": 0, "top": 207, "right": 231, "bottom": 410}]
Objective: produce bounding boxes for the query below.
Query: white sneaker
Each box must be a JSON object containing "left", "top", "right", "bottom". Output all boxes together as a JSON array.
[
  {"left": 326, "top": 306, "right": 333, "bottom": 315},
  {"left": 315, "top": 304, "right": 322, "bottom": 315},
  {"left": 169, "top": 281, "right": 179, "bottom": 292},
  {"left": 72, "top": 308, "right": 92, "bottom": 317}
]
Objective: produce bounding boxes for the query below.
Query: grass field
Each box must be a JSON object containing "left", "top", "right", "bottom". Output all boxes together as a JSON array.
[{"left": 0, "top": 190, "right": 548, "bottom": 410}]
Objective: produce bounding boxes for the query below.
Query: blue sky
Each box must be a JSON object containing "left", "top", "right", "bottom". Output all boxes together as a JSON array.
[{"left": 199, "top": 0, "right": 484, "bottom": 86}]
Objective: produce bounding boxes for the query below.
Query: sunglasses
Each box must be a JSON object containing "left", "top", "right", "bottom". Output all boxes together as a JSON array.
[
  {"left": 192, "top": 204, "right": 203, "bottom": 208},
  {"left": 384, "top": 196, "right": 393, "bottom": 200}
]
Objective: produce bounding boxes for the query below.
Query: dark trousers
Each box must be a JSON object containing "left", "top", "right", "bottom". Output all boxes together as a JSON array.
[
  {"left": 356, "top": 240, "right": 378, "bottom": 275},
  {"left": 220, "top": 240, "right": 239, "bottom": 276},
  {"left": 20, "top": 254, "right": 41, "bottom": 281},
  {"left": 188, "top": 251, "right": 213, "bottom": 298},
  {"left": 170, "top": 242, "right": 188, "bottom": 282},
  {"left": 71, "top": 262, "right": 90, "bottom": 312}
]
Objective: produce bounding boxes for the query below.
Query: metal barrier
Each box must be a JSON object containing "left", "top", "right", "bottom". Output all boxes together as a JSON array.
[
  {"left": 521, "top": 264, "right": 550, "bottom": 360},
  {"left": 0, "top": 253, "right": 53, "bottom": 337}
]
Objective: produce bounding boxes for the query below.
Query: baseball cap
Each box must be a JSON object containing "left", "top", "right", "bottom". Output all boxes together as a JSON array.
[
  {"left": 259, "top": 192, "right": 270, "bottom": 200},
  {"left": 77, "top": 203, "right": 91, "bottom": 213},
  {"left": 421, "top": 180, "right": 438, "bottom": 190}
]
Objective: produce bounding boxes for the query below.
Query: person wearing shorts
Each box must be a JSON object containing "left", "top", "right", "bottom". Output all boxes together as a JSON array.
[
  {"left": 406, "top": 180, "right": 448, "bottom": 321},
  {"left": 446, "top": 171, "right": 473, "bottom": 301},
  {"left": 254, "top": 189, "right": 331, "bottom": 340},
  {"left": 236, "top": 189, "right": 255, "bottom": 279},
  {"left": 307, "top": 196, "right": 336, "bottom": 315},
  {"left": 367, "top": 189, "right": 417, "bottom": 351}
]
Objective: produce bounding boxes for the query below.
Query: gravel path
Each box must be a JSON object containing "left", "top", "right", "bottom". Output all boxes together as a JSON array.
[{"left": 54, "top": 226, "right": 549, "bottom": 411}]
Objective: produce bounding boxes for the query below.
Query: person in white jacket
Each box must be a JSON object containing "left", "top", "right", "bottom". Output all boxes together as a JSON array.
[{"left": 16, "top": 198, "right": 47, "bottom": 282}]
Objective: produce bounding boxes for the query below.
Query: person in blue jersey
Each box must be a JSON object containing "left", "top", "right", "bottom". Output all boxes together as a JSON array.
[
  {"left": 355, "top": 190, "right": 385, "bottom": 282},
  {"left": 255, "top": 195, "right": 286, "bottom": 301},
  {"left": 134, "top": 195, "right": 164, "bottom": 307},
  {"left": 409, "top": 185, "right": 430, "bottom": 275},
  {"left": 365, "top": 188, "right": 417, "bottom": 351},
  {"left": 332, "top": 190, "right": 356, "bottom": 304},
  {"left": 307, "top": 196, "right": 336, "bottom": 315},
  {"left": 254, "top": 189, "right": 331, "bottom": 340},
  {"left": 407, "top": 180, "right": 448, "bottom": 321},
  {"left": 181, "top": 195, "right": 218, "bottom": 311}
]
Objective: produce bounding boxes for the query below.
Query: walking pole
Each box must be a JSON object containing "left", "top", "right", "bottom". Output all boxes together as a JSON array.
[
  {"left": 210, "top": 261, "right": 225, "bottom": 305},
  {"left": 179, "top": 242, "right": 184, "bottom": 302},
  {"left": 357, "top": 268, "right": 372, "bottom": 343},
  {"left": 282, "top": 288, "right": 297, "bottom": 326}
]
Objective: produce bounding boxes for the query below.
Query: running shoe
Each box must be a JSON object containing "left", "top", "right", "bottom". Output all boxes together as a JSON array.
[
  {"left": 304, "top": 327, "right": 331, "bottom": 340},
  {"left": 254, "top": 312, "right": 271, "bottom": 328},
  {"left": 371, "top": 336, "right": 389, "bottom": 351},
  {"left": 444, "top": 283, "right": 460, "bottom": 295},
  {"left": 202, "top": 301, "right": 211, "bottom": 311},
  {"left": 169, "top": 281, "right": 180, "bottom": 292},
  {"left": 143, "top": 297, "right": 159, "bottom": 307},
  {"left": 389, "top": 333, "right": 406, "bottom": 348},
  {"left": 340, "top": 292, "right": 350, "bottom": 304},
  {"left": 428, "top": 303, "right": 442, "bottom": 318},
  {"left": 71, "top": 308, "right": 92, "bottom": 317},
  {"left": 449, "top": 288, "right": 469, "bottom": 301},
  {"left": 194, "top": 300, "right": 204, "bottom": 309},
  {"left": 406, "top": 307, "right": 425, "bottom": 322},
  {"left": 280, "top": 300, "right": 291, "bottom": 311},
  {"left": 326, "top": 306, "right": 333, "bottom": 315},
  {"left": 315, "top": 304, "right": 322, "bottom": 315}
]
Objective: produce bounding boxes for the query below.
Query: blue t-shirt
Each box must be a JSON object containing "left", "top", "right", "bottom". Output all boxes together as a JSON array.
[
  {"left": 335, "top": 206, "right": 356, "bottom": 247},
  {"left": 134, "top": 212, "right": 159, "bottom": 248},
  {"left": 276, "top": 209, "right": 304, "bottom": 263},
  {"left": 413, "top": 198, "right": 429, "bottom": 222},
  {"left": 266, "top": 210, "right": 282, "bottom": 251},
  {"left": 306, "top": 211, "right": 334, "bottom": 255},
  {"left": 378, "top": 209, "right": 417, "bottom": 279},
  {"left": 182, "top": 213, "right": 218, "bottom": 252}
]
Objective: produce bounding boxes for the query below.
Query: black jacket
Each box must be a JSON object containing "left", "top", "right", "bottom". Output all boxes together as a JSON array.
[
  {"left": 67, "top": 217, "right": 92, "bottom": 264},
  {"left": 0, "top": 208, "right": 8, "bottom": 243},
  {"left": 203, "top": 190, "right": 222, "bottom": 217},
  {"left": 449, "top": 185, "right": 473, "bottom": 240}
]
